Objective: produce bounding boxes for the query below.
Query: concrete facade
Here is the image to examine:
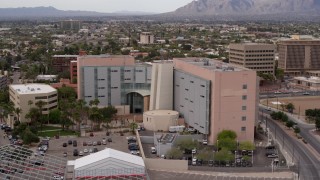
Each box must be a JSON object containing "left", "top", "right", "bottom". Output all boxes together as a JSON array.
[
  {"left": 278, "top": 40, "right": 320, "bottom": 75},
  {"left": 77, "top": 55, "right": 152, "bottom": 113},
  {"left": 9, "top": 84, "right": 58, "bottom": 124},
  {"left": 0, "top": 75, "right": 8, "bottom": 90},
  {"left": 229, "top": 43, "right": 275, "bottom": 74},
  {"left": 143, "top": 110, "right": 179, "bottom": 131},
  {"left": 140, "top": 32, "right": 154, "bottom": 44},
  {"left": 173, "top": 58, "right": 257, "bottom": 144},
  {"left": 149, "top": 62, "right": 173, "bottom": 110},
  {"left": 52, "top": 55, "right": 78, "bottom": 73}
]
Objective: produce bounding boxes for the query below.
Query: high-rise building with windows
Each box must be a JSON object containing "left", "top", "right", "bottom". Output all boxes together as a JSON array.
[
  {"left": 173, "top": 58, "right": 257, "bottom": 144},
  {"left": 278, "top": 39, "right": 320, "bottom": 75},
  {"left": 229, "top": 43, "right": 275, "bottom": 74},
  {"left": 140, "top": 32, "right": 154, "bottom": 44},
  {"left": 77, "top": 55, "right": 152, "bottom": 114}
]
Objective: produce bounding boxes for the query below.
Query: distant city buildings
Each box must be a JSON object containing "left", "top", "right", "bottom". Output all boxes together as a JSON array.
[
  {"left": 140, "top": 32, "right": 154, "bottom": 44},
  {"left": 290, "top": 76, "right": 320, "bottom": 91},
  {"left": 278, "top": 39, "right": 320, "bottom": 75},
  {"left": 9, "top": 84, "right": 58, "bottom": 125},
  {"left": 52, "top": 55, "right": 78, "bottom": 73},
  {"left": 229, "top": 43, "right": 275, "bottom": 75},
  {"left": 60, "top": 20, "right": 82, "bottom": 31}
]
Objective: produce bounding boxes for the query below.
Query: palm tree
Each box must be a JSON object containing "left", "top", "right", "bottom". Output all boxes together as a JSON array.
[
  {"left": 35, "top": 100, "right": 47, "bottom": 131},
  {"left": 14, "top": 107, "right": 22, "bottom": 122},
  {"left": 89, "top": 107, "right": 102, "bottom": 130}
]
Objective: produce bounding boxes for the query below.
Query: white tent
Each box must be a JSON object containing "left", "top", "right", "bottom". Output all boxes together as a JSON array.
[{"left": 71, "top": 148, "right": 145, "bottom": 179}]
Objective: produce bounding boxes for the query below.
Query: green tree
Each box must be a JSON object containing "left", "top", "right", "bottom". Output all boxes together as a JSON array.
[
  {"left": 100, "top": 106, "right": 117, "bottom": 133},
  {"left": 217, "top": 130, "right": 237, "bottom": 140},
  {"left": 22, "top": 128, "right": 40, "bottom": 145},
  {"left": 14, "top": 107, "right": 22, "bottom": 122},
  {"left": 165, "top": 148, "right": 183, "bottom": 159},
  {"left": 286, "top": 103, "right": 295, "bottom": 113},
  {"left": 129, "top": 122, "right": 138, "bottom": 134},
  {"left": 294, "top": 126, "right": 301, "bottom": 135},
  {"left": 286, "top": 120, "right": 295, "bottom": 129},
  {"left": 218, "top": 138, "right": 237, "bottom": 151},
  {"left": 175, "top": 138, "right": 198, "bottom": 150},
  {"left": 48, "top": 109, "right": 61, "bottom": 124},
  {"left": 239, "top": 141, "right": 255, "bottom": 151},
  {"left": 197, "top": 150, "right": 214, "bottom": 161},
  {"left": 315, "top": 116, "right": 320, "bottom": 131},
  {"left": 214, "top": 148, "right": 233, "bottom": 161}
]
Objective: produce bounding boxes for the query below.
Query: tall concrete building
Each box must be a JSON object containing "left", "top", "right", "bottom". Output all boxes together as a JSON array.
[
  {"left": 229, "top": 43, "right": 275, "bottom": 74},
  {"left": 60, "top": 20, "right": 82, "bottom": 31},
  {"left": 9, "top": 84, "right": 58, "bottom": 125},
  {"left": 278, "top": 39, "right": 320, "bottom": 75},
  {"left": 173, "top": 58, "right": 258, "bottom": 144},
  {"left": 149, "top": 62, "right": 173, "bottom": 110},
  {"left": 140, "top": 32, "right": 154, "bottom": 44},
  {"left": 77, "top": 55, "right": 152, "bottom": 113}
]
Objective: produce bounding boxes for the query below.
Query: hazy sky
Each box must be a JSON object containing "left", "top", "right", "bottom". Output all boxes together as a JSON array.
[{"left": 1, "top": 0, "right": 194, "bottom": 13}]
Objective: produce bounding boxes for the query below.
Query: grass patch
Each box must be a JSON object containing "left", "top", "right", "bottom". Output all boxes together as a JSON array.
[
  {"left": 38, "top": 130, "right": 79, "bottom": 137},
  {"left": 40, "top": 126, "right": 61, "bottom": 131}
]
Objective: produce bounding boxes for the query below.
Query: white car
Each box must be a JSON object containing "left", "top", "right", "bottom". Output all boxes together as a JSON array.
[
  {"left": 89, "top": 148, "right": 93, "bottom": 154},
  {"left": 192, "top": 157, "right": 197, "bottom": 166},
  {"left": 274, "top": 91, "right": 282, "bottom": 94},
  {"left": 83, "top": 149, "right": 88, "bottom": 153},
  {"left": 151, "top": 147, "right": 157, "bottom": 154},
  {"left": 202, "top": 140, "right": 208, "bottom": 145},
  {"left": 79, "top": 151, "right": 84, "bottom": 156},
  {"left": 102, "top": 139, "right": 107, "bottom": 145},
  {"left": 192, "top": 148, "right": 197, "bottom": 154},
  {"left": 93, "top": 141, "right": 97, "bottom": 146},
  {"left": 303, "top": 92, "right": 310, "bottom": 95},
  {"left": 131, "top": 150, "right": 140, "bottom": 155},
  {"left": 52, "top": 175, "right": 64, "bottom": 180}
]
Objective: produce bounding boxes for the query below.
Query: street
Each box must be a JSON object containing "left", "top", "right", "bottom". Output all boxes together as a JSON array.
[{"left": 259, "top": 107, "right": 320, "bottom": 180}]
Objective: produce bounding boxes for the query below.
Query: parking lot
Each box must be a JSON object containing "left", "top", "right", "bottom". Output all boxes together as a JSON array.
[
  {"left": 148, "top": 170, "right": 294, "bottom": 180},
  {"left": 45, "top": 132, "right": 138, "bottom": 160}
]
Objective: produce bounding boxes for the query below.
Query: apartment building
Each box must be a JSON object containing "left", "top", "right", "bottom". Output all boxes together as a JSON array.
[
  {"left": 173, "top": 58, "right": 257, "bottom": 144},
  {"left": 278, "top": 39, "right": 320, "bottom": 75},
  {"left": 77, "top": 55, "right": 152, "bottom": 113},
  {"left": 140, "top": 32, "right": 154, "bottom": 44},
  {"left": 229, "top": 43, "right": 275, "bottom": 74},
  {"left": 70, "top": 61, "right": 77, "bottom": 83},
  {"left": 52, "top": 55, "right": 78, "bottom": 73},
  {"left": 60, "top": 20, "right": 82, "bottom": 31},
  {"left": 9, "top": 84, "right": 58, "bottom": 124}
]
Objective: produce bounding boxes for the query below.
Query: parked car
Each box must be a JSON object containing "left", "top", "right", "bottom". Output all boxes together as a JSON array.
[
  {"left": 107, "top": 137, "right": 112, "bottom": 142},
  {"left": 89, "top": 148, "right": 93, "bottom": 154},
  {"left": 90, "top": 132, "right": 94, "bottom": 137},
  {"left": 83, "top": 149, "right": 88, "bottom": 153},
  {"left": 97, "top": 141, "right": 101, "bottom": 145},
  {"left": 87, "top": 141, "right": 93, "bottom": 146},
  {"left": 208, "top": 160, "right": 214, "bottom": 167},
  {"left": 131, "top": 150, "right": 140, "bottom": 155},
  {"left": 73, "top": 149, "right": 79, "bottom": 156},
  {"left": 62, "top": 143, "right": 67, "bottom": 147},
  {"left": 202, "top": 139, "right": 208, "bottom": 145},
  {"left": 151, "top": 147, "right": 157, "bottom": 154},
  {"left": 68, "top": 140, "right": 72, "bottom": 145},
  {"left": 303, "top": 92, "right": 310, "bottom": 95},
  {"left": 93, "top": 148, "right": 98, "bottom": 153},
  {"left": 73, "top": 140, "right": 77, "bottom": 147},
  {"left": 192, "top": 148, "right": 197, "bottom": 154},
  {"left": 93, "top": 141, "right": 97, "bottom": 146},
  {"left": 83, "top": 142, "right": 87, "bottom": 146},
  {"left": 79, "top": 151, "right": 84, "bottom": 156},
  {"left": 102, "top": 139, "right": 107, "bottom": 145},
  {"left": 192, "top": 157, "right": 197, "bottom": 166},
  {"left": 63, "top": 152, "right": 67, "bottom": 157},
  {"left": 52, "top": 175, "right": 64, "bottom": 180}
]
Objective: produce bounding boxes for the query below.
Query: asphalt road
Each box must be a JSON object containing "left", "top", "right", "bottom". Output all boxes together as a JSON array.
[{"left": 259, "top": 108, "right": 320, "bottom": 180}]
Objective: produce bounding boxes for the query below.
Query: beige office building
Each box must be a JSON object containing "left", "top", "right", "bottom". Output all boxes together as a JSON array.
[
  {"left": 9, "top": 84, "right": 58, "bottom": 125},
  {"left": 278, "top": 40, "right": 320, "bottom": 75},
  {"left": 140, "top": 32, "right": 154, "bottom": 44},
  {"left": 229, "top": 43, "right": 275, "bottom": 74}
]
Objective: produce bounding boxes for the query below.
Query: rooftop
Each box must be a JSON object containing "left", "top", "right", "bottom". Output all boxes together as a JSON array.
[
  {"left": 53, "top": 55, "right": 78, "bottom": 58},
  {"left": 73, "top": 148, "right": 144, "bottom": 169},
  {"left": 10, "top": 84, "right": 57, "bottom": 94},
  {"left": 175, "top": 58, "right": 251, "bottom": 72},
  {"left": 144, "top": 110, "right": 179, "bottom": 116},
  {"left": 78, "top": 54, "right": 133, "bottom": 59}
]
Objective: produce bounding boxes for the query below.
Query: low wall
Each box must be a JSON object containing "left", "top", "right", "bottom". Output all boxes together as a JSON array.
[{"left": 144, "top": 158, "right": 188, "bottom": 171}]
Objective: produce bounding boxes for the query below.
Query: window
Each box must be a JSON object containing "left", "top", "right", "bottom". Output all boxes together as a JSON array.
[
  {"left": 241, "top": 127, "right": 246, "bottom": 132},
  {"left": 242, "top": 95, "right": 247, "bottom": 100},
  {"left": 242, "top": 116, "right": 246, "bottom": 121},
  {"left": 35, "top": 96, "right": 47, "bottom": 100},
  {"left": 242, "top": 106, "right": 247, "bottom": 110},
  {"left": 111, "top": 70, "right": 118, "bottom": 72},
  {"left": 243, "top": 84, "right": 247, "bottom": 89}
]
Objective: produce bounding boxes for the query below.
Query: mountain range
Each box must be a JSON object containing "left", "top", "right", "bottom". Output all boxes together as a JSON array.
[
  {"left": 172, "top": 0, "right": 320, "bottom": 16},
  {"left": 0, "top": 6, "right": 153, "bottom": 19}
]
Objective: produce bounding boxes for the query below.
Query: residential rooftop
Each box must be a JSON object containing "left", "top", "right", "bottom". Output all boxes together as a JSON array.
[
  {"left": 294, "top": 76, "right": 320, "bottom": 84},
  {"left": 10, "top": 84, "right": 57, "bottom": 94}
]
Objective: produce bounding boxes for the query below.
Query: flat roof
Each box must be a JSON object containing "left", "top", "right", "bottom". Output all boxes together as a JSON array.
[
  {"left": 10, "top": 84, "right": 57, "bottom": 94},
  {"left": 175, "top": 58, "right": 251, "bottom": 72},
  {"left": 78, "top": 55, "right": 133, "bottom": 59}
]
